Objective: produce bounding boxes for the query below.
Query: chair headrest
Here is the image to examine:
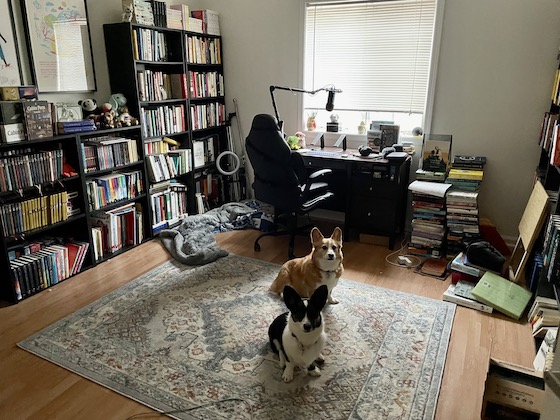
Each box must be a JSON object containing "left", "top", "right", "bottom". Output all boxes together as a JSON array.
[{"left": 250, "top": 114, "right": 281, "bottom": 132}]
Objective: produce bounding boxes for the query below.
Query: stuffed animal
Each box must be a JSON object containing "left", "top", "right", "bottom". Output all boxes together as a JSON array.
[
  {"left": 100, "top": 110, "right": 117, "bottom": 129},
  {"left": 286, "top": 135, "right": 301, "bottom": 150},
  {"left": 78, "top": 98, "right": 101, "bottom": 119},
  {"left": 109, "top": 93, "right": 127, "bottom": 117},
  {"left": 117, "top": 107, "right": 139, "bottom": 127}
]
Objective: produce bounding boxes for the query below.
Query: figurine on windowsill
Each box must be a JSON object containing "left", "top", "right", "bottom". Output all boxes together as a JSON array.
[{"left": 306, "top": 112, "right": 317, "bottom": 131}]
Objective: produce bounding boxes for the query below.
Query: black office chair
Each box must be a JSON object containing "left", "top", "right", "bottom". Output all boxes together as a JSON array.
[{"left": 245, "top": 114, "right": 334, "bottom": 259}]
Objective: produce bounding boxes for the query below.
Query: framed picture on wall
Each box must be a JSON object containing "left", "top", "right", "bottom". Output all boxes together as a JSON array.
[
  {"left": 0, "top": 0, "right": 23, "bottom": 86},
  {"left": 21, "top": 0, "right": 97, "bottom": 93}
]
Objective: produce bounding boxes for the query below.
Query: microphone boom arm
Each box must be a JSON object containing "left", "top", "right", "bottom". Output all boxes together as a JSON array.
[{"left": 269, "top": 85, "right": 341, "bottom": 132}]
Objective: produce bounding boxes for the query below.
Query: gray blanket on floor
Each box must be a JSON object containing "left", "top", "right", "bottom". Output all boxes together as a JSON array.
[{"left": 158, "top": 202, "right": 256, "bottom": 266}]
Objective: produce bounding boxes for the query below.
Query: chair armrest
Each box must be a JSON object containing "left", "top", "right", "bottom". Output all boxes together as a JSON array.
[
  {"left": 308, "top": 168, "right": 332, "bottom": 179},
  {"left": 302, "top": 169, "right": 332, "bottom": 194}
]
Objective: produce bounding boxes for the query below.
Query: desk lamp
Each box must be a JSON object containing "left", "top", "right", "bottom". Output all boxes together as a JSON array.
[{"left": 269, "top": 85, "right": 342, "bottom": 149}]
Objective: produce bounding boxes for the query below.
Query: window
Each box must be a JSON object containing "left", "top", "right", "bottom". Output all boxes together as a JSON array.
[{"left": 304, "top": 0, "right": 438, "bottom": 135}]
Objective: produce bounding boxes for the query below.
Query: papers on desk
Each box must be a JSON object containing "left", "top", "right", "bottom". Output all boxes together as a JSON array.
[{"left": 408, "top": 180, "right": 452, "bottom": 198}]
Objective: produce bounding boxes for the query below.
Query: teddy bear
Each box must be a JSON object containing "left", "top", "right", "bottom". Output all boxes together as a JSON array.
[{"left": 78, "top": 98, "right": 101, "bottom": 119}]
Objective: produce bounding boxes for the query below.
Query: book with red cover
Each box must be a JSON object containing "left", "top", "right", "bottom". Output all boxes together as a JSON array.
[
  {"left": 65, "top": 242, "right": 81, "bottom": 275},
  {"left": 451, "top": 271, "right": 479, "bottom": 285}
]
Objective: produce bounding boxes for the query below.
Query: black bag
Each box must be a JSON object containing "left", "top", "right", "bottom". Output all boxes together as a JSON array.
[{"left": 466, "top": 241, "right": 506, "bottom": 273}]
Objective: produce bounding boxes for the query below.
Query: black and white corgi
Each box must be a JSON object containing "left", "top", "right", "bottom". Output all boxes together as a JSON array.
[{"left": 268, "top": 285, "right": 328, "bottom": 382}]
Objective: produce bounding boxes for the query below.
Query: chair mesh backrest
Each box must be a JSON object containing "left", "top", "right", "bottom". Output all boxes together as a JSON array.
[{"left": 245, "top": 114, "right": 302, "bottom": 208}]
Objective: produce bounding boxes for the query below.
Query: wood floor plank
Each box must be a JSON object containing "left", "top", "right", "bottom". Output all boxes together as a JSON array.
[{"left": 0, "top": 231, "right": 536, "bottom": 419}]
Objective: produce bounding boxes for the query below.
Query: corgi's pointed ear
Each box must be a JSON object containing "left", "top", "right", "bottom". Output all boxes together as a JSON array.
[
  {"left": 331, "top": 227, "right": 343, "bottom": 243},
  {"left": 309, "top": 285, "right": 328, "bottom": 312},
  {"left": 283, "top": 285, "right": 302, "bottom": 310},
  {"left": 311, "top": 227, "right": 324, "bottom": 245}
]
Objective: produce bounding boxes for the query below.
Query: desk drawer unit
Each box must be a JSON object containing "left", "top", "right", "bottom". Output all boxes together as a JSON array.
[
  {"left": 351, "top": 176, "right": 396, "bottom": 199},
  {"left": 350, "top": 196, "right": 397, "bottom": 232},
  {"left": 347, "top": 157, "right": 411, "bottom": 249}
]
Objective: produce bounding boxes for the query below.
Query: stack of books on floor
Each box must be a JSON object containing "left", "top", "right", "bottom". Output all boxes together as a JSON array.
[
  {"left": 444, "top": 265, "right": 534, "bottom": 318},
  {"left": 444, "top": 251, "right": 494, "bottom": 313},
  {"left": 408, "top": 180, "right": 452, "bottom": 258},
  {"left": 409, "top": 193, "right": 447, "bottom": 258},
  {"left": 446, "top": 190, "right": 481, "bottom": 258}
]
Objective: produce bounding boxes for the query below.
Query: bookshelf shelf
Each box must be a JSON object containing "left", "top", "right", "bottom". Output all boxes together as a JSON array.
[
  {"left": 84, "top": 160, "right": 145, "bottom": 177},
  {"left": 93, "top": 194, "right": 147, "bottom": 213}
]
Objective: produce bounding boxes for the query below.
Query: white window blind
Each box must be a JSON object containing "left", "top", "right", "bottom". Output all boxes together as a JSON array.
[{"left": 304, "top": 0, "right": 436, "bottom": 114}]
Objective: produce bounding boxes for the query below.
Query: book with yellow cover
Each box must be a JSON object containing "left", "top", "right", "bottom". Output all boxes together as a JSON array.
[
  {"left": 448, "top": 168, "right": 484, "bottom": 181},
  {"left": 471, "top": 271, "right": 532, "bottom": 320}
]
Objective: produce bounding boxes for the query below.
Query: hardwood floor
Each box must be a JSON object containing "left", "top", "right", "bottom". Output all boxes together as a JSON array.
[{"left": 0, "top": 230, "right": 535, "bottom": 419}]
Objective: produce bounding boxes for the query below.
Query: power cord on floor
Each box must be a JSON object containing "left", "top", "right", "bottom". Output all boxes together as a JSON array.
[{"left": 384, "top": 236, "right": 423, "bottom": 269}]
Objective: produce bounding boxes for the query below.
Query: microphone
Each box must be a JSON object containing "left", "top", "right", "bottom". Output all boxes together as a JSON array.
[{"left": 326, "top": 90, "right": 336, "bottom": 112}]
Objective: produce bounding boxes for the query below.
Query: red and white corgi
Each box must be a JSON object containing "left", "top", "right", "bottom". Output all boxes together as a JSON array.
[{"left": 270, "top": 227, "right": 343, "bottom": 304}]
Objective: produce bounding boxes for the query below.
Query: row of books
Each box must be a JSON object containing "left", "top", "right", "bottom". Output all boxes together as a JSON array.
[
  {"left": 132, "top": 27, "right": 169, "bottom": 62},
  {"left": 137, "top": 71, "right": 187, "bottom": 102},
  {"left": 150, "top": 181, "right": 188, "bottom": 231},
  {"left": 540, "top": 213, "right": 560, "bottom": 285},
  {"left": 527, "top": 271, "right": 560, "bottom": 339},
  {"left": 143, "top": 136, "right": 179, "bottom": 155},
  {"left": 146, "top": 149, "right": 191, "bottom": 183},
  {"left": 85, "top": 170, "right": 144, "bottom": 211},
  {"left": 81, "top": 136, "right": 140, "bottom": 173},
  {"left": 9, "top": 240, "right": 89, "bottom": 301},
  {"left": 191, "top": 9, "right": 220, "bottom": 36},
  {"left": 91, "top": 203, "right": 143, "bottom": 260},
  {"left": 140, "top": 104, "right": 186, "bottom": 138},
  {"left": 0, "top": 191, "right": 69, "bottom": 236},
  {"left": 0, "top": 149, "right": 64, "bottom": 193},
  {"left": 124, "top": 2, "right": 209, "bottom": 34},
  {"left": 193, "top": 136, "right": 218, "bottom": 168},
  {"left": 189, "top": 71, "right": 224, "bottom": 99},
  {"left": 165, "top": 4, "right": 204, "bottom": 33},
  {"left": 186, "top": 36, "right": 222, "bottom": 65},
  {"left": 190, "top": 102, "right": 226, "bottom": 131}
]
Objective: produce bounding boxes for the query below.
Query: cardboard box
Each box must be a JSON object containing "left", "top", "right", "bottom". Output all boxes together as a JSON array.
[
  {"left": 481, "top": 358, "right": 545, "bottom": 419},
  {"left": 0, "top": 101, "right": 25, "bottom": 143}
]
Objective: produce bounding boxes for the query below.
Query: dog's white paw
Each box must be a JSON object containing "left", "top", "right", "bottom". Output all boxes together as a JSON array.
[
  {"left": 282, "top": 366, "right": 294, "bottom": 382},
  {"left": 328, "top": 296, "right": 339, "bottom": 304},
  {"left": 315, "top": 354, "right": 325, "bottom": 364},
  {"left": 308, "top": 366, "right": 322, "bottom": 377}
]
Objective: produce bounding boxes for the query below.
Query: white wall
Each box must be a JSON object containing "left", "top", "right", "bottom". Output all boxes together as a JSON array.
[{"left": 6, "top": 0, "right": 560, "bottom": 238}]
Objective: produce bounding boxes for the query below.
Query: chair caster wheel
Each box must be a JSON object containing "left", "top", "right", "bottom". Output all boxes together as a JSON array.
[{"left": 254, "top": 243, "right": 261, "bottom": 252}]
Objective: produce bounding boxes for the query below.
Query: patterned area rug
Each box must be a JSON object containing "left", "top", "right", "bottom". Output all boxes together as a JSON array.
[{"left": 18, "top": 255, "right": 455, "bottom": 420}]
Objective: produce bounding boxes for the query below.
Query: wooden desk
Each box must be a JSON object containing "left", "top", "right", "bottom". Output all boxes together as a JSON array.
[{"left": 298, "top": 147, "right": 411, "bottom": 249}]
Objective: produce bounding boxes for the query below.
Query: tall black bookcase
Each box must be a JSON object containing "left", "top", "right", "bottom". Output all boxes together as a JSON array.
[{"left": 103, "top": 22, "right": 228, "bottom": 234}]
